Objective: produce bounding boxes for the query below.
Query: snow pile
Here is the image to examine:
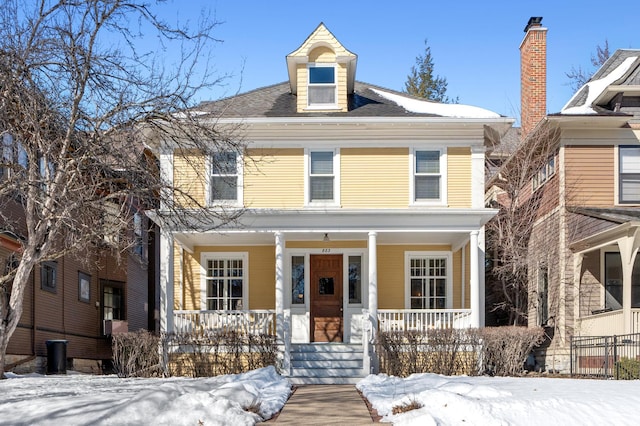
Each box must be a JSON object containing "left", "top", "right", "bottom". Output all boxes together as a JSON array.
[
  {"left": 357, "top": 372, "right": 640, "bottom": 425},
  {"left": 370, "top": 88, "right": 501, "bottom": 118},
  {"left": 0, "top": 366, "right": 291, "bottom": 426},
  {"left": 561, "top": 56, "right": 638, "bottom": 115}
]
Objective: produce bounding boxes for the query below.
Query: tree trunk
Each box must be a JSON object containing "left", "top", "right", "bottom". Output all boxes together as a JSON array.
[{"left": 0, "top": 251, "right": 37, "bottom": 378}]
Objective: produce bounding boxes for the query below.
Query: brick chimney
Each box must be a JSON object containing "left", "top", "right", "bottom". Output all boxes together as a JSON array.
[{"left": 520, "top": 17, "right": 547, "bottom": 139}]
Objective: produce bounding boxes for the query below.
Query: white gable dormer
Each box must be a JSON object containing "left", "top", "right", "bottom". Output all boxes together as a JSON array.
[{"left": 286, "top": 23, "right": 357, "bottom": 113}]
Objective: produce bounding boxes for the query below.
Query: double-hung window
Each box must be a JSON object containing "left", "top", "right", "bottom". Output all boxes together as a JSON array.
[
  {"left": 407, "top": 253, "right": 450, "bottom": 309},
  {"left": 203, "top": 254, "right": 246, "bottom": 310},
  {"left": 308, "top": 150, "right": 338, "bottom": 204},
  {"left": 210, "top": 151, "right": 240, "bottom": 203},
  {"left": 413, "top": 149, "right": 444, "bottom": 203},
  {"left": 619, "top": 146, "right": 640, "bottom": 204},
  {"left": 308, "top": 65, "right": 336, "bottom": 108}
]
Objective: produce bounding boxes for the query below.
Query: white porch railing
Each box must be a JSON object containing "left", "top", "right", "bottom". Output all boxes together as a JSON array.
[
  {"left": 577, "top": 309, "right": 640, "bottom": 336},
  {"left": 173, "top": 310, "right": 276, "bottom": 335},
  {"left": 377, "top": 309, "right": 473, "bottom": 332}
]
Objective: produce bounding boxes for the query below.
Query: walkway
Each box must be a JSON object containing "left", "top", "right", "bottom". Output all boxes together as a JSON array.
[{"left": 271, "top": 385, "right": 378, "bottom": 424}]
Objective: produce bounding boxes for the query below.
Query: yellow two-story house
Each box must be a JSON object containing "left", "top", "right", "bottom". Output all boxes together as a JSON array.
[{"left": 149, "top": 24, "right": 512, "bottom": 383}]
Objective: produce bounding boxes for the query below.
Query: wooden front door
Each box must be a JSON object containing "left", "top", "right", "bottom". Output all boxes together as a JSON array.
[{"left": 310, "top": 254, "right": 343, "bottom": 342}]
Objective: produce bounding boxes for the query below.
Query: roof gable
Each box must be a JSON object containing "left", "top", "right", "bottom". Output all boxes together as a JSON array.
[{"left": 286, "top": 23, "right": 357, "bottom": 95}]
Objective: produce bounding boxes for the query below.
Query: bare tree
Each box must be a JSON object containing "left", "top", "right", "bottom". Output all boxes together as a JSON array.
[
  {"left": 485, "top": 124, "right": 559, "bottom": 325},
  {"left": 0, "top": 0, "right": 245, "bottom": 376},
  {"left": 566, "top": 40, "right": 611, "bottom": 92}
]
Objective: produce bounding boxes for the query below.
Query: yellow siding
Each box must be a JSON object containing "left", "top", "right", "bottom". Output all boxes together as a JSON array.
[
  {"left": 341, "top": 148, "right": 409, "bottom": 208},
  {"left": 296, "top": 64, "right": 308, "bottom": 112},
  {"left": 447, "top": 147, "right": 472, "bottom": 208},
  {"left": 173, "top": 150, "right": 206, "bottom": 207},
  {"left": 565, "top": 145, "right": 614, "bottom": 207},
  {"left": 336, "top": 63, "right": 348, "bottom": 111},
  {"left": 244, "top": 148, "right": 305, "bottom": 208},
  {"left": 452, "top": 248, "right": 462, "bottom": 309},
  {"left": 308, "top": 46, "right": 336, "bottom": 62},
  {"left": 377, "top": 245, "right": 452, "bottom": 309},
  {"left": 182, "top": 246, "right": 275, "bottom": 310}
]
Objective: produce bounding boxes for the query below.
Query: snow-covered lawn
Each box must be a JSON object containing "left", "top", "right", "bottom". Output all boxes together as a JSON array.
[
  {"left": 358, "top": 373, "right": 640, "bottom": 425},
  {"left": 0, "top": 366, "right": 290, "bottom": 426},
  {"left": 4, "top": 367, "right": 640, "bottom": 425}
]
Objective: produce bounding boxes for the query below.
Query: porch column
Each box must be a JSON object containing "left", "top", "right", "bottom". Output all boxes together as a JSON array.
[
  {"left": 159, "top": 228, "right": 174, "bottom": 335},
  {"left": 619, "top": 233, "right": 640, "bottom": 334},
  {"left": 274, "top": 232, "right": 285, "bottom": 341},
  {"left": 470, "top": 230, "right": 480, "bottom": 328},
  {"left": 368, "top": 232, "right": 378, "bottom": 332},
  {"left": 573, "top": 253, "right": 584, "bottom": 334}
]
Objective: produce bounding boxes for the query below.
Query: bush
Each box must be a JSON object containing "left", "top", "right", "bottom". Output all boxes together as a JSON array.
[
  {"left": 616, "top": 357, "right": 640, "bottom": 380},
  {"left": 164, "top": 330, "right": 279, "bottom": 377},
  {"left": 376, "top": 326, "right": 544, "bottom": 377},
  {"left": 111, "top": 330, "right": 162, "bottom": 378},
  {"left": 479, "top": 326, "right": 545, "bottom": 376},
  {"left": 376, "top": 328, "right": 481, "bottom": 377}
]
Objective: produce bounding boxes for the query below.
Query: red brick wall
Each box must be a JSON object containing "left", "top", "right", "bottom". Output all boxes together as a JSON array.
[{"left": 520, "top": 26, "right": 547, "bottom": 138}]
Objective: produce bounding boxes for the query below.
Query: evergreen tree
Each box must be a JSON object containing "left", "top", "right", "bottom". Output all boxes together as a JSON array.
[{"left": 404, "top": 39, "right": 456, "bottom": 103}]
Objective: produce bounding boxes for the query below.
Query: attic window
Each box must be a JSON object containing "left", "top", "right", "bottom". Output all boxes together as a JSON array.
[{"left": 308, "top": 64, "right": 336, "bottom": 108}]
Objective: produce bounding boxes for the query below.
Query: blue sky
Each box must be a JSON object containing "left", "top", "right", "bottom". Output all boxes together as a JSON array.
[{"left": 157, "top": 0, "right": 639, "bottom": 122}]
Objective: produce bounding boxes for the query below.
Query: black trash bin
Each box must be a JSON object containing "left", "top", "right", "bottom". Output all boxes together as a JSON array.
[{"left": 46, "top": 340, "right": 68, "bottom": 374}]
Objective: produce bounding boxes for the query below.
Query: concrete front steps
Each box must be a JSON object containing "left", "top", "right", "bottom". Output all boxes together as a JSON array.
[{"left": 288, "top": 343, "right": 367, "bottom": 385}]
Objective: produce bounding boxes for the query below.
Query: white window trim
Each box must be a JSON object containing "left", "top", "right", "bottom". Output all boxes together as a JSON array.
[
  {"left": 206, "top": 151, "right": 244, "bottom": 207},
  {"left": 532, "top": 155, "right": 556, "bottom": 192},
  {"left": 404, "top": 251, "right": 453, "bottom": 309},
  {"left": 306, "top": 63, "right": 338, "bottom": 110},
  {"left": 200, "top": 252, "right": 249, "bottom": 311},
  {"left": 284, "top": 248, "right": 368, "bottom": 310},
  {"left": 617, "top": 145, "right": 640, "bottom": 205},
  {"left": 409, "top": 148, "right": 447, "bottom": 206},
  {"left": 304, "top": 148, "right": 340, "bottom": 208}
]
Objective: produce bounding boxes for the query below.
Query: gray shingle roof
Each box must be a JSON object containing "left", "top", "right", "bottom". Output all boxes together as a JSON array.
[{"left": 196, "top": 81, "right": 443, "bottom": 118}]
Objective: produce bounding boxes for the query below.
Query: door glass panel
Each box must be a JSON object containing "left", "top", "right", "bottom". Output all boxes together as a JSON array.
[
  {"left": 291, "top": 256, "right": 305, "bottom": 304},
  {"left": 319, "top": 277, "right": 334, "bottom": 295},
  {"left": 348, "top": 256, "right": 362, "bottom": 304}
]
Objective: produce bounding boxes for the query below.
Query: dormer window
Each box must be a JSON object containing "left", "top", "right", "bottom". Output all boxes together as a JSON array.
[{"left": 308, "top": 64, "right": 337, "bottom": 108}]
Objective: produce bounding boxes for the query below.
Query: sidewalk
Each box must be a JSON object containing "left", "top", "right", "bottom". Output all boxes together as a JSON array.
[{"left": 271, "top": 385, "right": 377, "bottom": 424}]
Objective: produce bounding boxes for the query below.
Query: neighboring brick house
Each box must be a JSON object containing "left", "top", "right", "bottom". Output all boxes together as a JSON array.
[
  {"left": 148, "top": 23, "right": 513, "bottom": 383},
  {"left": 488, "top": 17, "right": 640, "bottom": 372},
  {"left": 1, "top": 153, "right": 158, "bottom": 375}
]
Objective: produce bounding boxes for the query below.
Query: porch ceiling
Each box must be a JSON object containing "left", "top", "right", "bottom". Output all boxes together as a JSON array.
[{"left": 173, "top": 230, "right": 472, "bottom": 251}]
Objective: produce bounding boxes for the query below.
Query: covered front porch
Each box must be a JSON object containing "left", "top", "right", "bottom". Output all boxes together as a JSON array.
[
  {"left": 572, "top": 221, "right": 640, "bottom": 336},
  {"left": 156, "top": 208, "right": 493, "bottom": 378}
]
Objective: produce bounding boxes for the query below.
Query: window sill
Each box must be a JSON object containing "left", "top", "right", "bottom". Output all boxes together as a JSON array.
[{"left": 304, "top": 105, "right": 340, "bottom": 111}]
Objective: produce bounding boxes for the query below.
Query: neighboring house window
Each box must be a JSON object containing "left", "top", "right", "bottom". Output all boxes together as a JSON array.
[
  {"left": 307, "top": 150, "right": 339, "bottom": 204},
  {"left": 210, "top": 151, "right": 240, "bottom": 203},
  {"left": 132, "top": 212, "right": 145, "bottom": 258},
  {"left": 604, "top": 252, "right": 622, "bottom": 310},
  {"left": 203, "top": 254, "right": 246, "bottom": 310},
  {"left": 532, "top": 156, "right": 556, "bottom": 191},
  {"left": 537, "top": 265, "right": 549, "bottom": 325},
  {"left": 412, "top": 149, "right": 444, "bottom": 203},
  {"left": 102, "top": 280, "right": 125, "bottom": 320},
  {"left": 307, "top": 64, "right": 336, "bottom": 108},
  {"left": 291, "top": 255, "right": 305, "bottom": 305},
  {"left": 348, "top": 255, "right": 362, "bottom": 304},
  {"left": 41, "top": 261, "right": 57, "bottom": 293},
  {"left": 619, "top": 146, "right": 640, "bottom": 203},
  {"left": 408, "top": 255, "right": 449, "bottom": 309},
  {"left": 1, "top": 133, "right": 27, "bottom": 179}
]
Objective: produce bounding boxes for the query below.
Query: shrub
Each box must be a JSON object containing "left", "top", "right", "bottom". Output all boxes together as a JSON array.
[
  {"left": 376, "top": 328, "right": 481, "bottom": 377},
  {"left": 616, "top": 357, "right": 640, "bottom": 380},
  {"left": 111, "top": 330, "right": 162, "bottom": 378},
  {"left": 479, "top": 326, "right": 545, "bottom": 376},
  {"left": 163, "top": 330, "right": 279, "bottom": 377},
  {"left": 375, "top": 326, "right": 544, "bottom": 377}
]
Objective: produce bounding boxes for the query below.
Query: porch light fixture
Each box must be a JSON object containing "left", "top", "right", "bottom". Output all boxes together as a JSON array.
[{"left": 323, "top": 233, "right": 330, "bottom": 242}]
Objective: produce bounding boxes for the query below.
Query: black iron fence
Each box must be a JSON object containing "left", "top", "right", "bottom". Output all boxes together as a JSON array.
[{"left": 571, "top": 333, "right": 640, "bottom": 379}]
